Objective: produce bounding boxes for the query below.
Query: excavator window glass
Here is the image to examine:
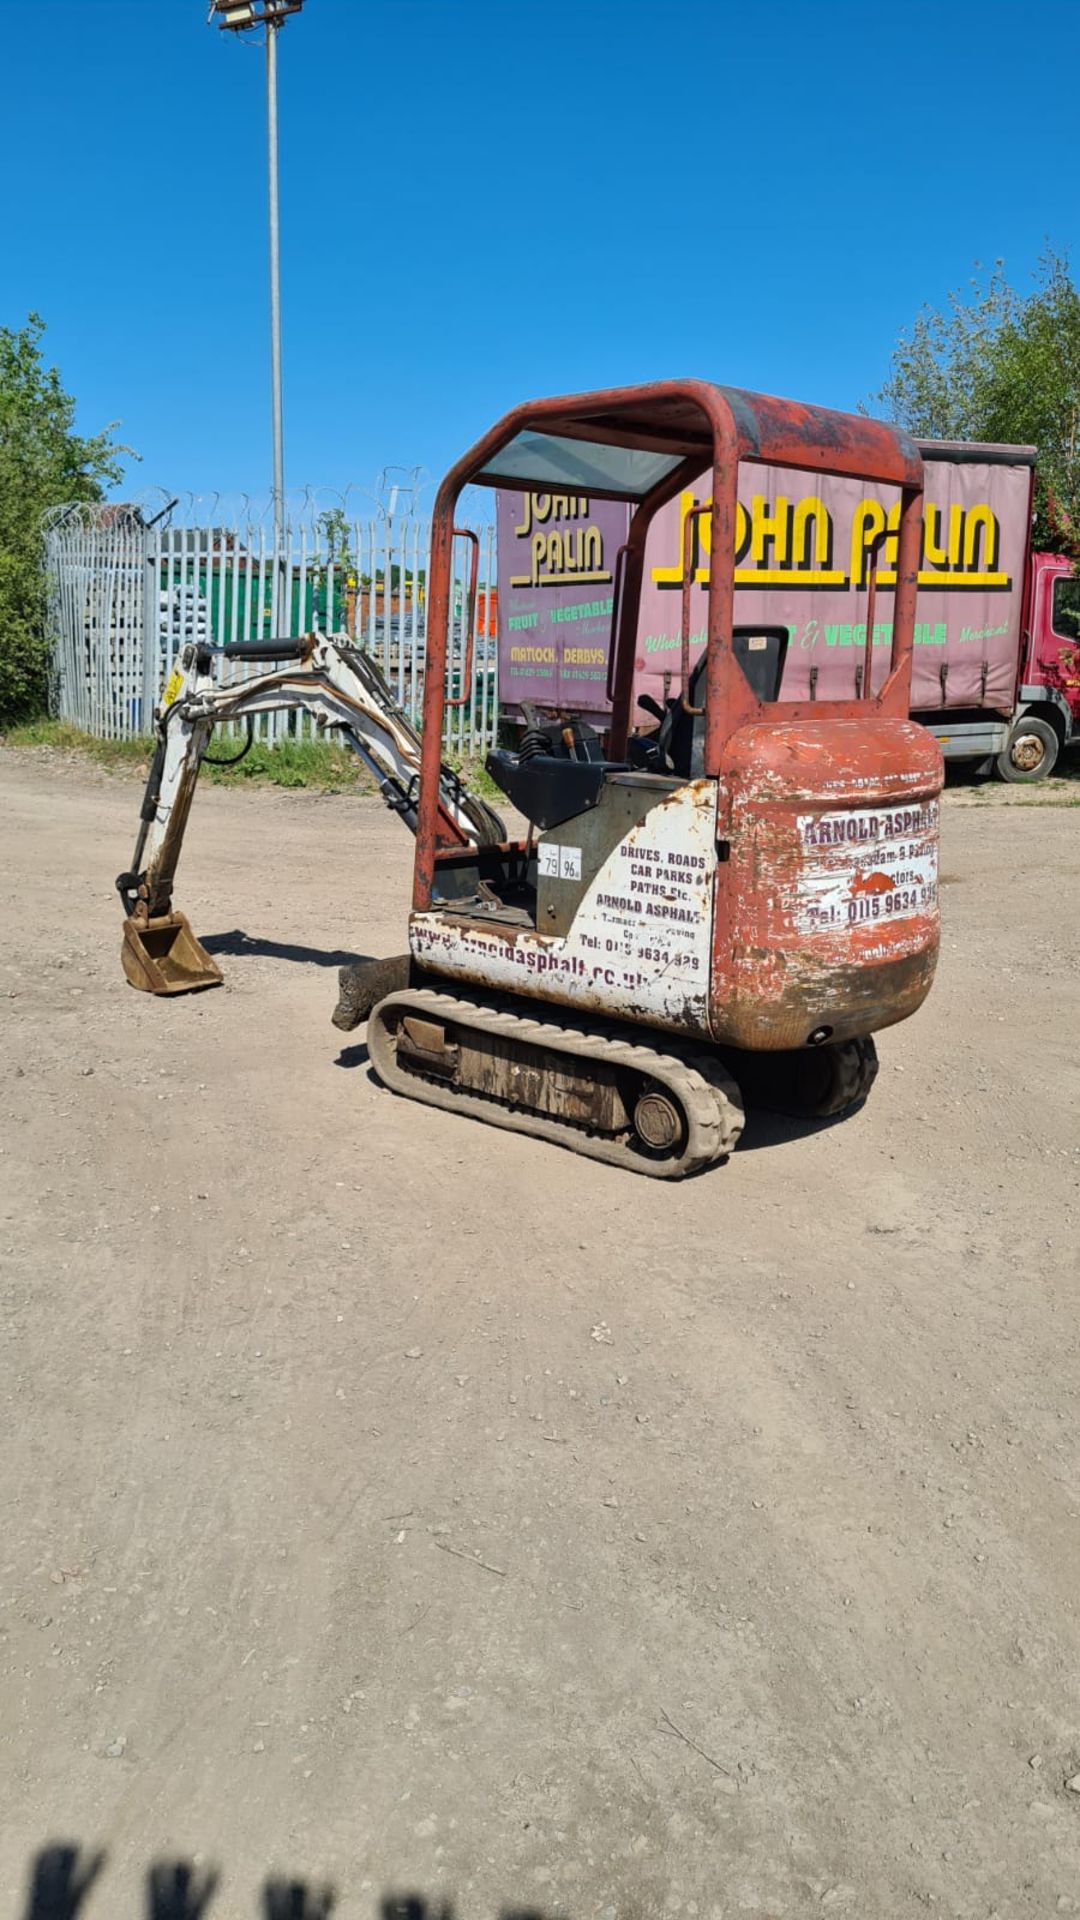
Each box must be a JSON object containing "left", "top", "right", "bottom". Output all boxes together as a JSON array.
[
  {"left": 478, "top": 431, "right": 684, "bottom": 498},
  {"left": 1052, "top": 574, "right": 1080, "bottom": 641}
]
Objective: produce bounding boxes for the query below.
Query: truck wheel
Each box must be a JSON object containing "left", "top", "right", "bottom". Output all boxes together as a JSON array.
[{"left": 996, "top": 716, "right": 1059, "bottom": 782}]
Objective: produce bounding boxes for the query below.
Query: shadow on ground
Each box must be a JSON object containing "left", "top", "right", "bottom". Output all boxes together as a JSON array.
[
  {"left": 333, "top": 1048, "right": 853, "bottom": 1160},
  {"left": 732, "top": 1102, "right": 860, "bottom": 1153},
  {"left": 203, "top": 931, "right": 871, "bottom": 1157},
  {"left": 22, "top": 1843, "right": 561, "bottom": 1920},
  {"left": 201, "top": 930, "right": 369, "bottom": 970},
  {"left": 334, "top": 1041, "right": 371, "bottom": 1070}
]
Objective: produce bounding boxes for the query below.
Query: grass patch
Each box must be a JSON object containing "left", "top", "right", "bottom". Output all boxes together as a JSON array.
[
  {"left": 985, "top": 790, "right": 1080, "bottom": 806},
  {"left": 2, "top": 715, "right": 368, "bottom": 789},
  {"left": 444, "top": 752, "right": 503, "bottom": 803},
  {"left": 7, "top": 717, "right": 1077, "bottom": 806},
  {"left": 1, "top": 716, "right": 506, "bottom": 802},
  {"left": 202, "top": 732, "right": 368, "bottom": 790},
  {"left": 4, "top": 717, "right": 156, "bottom": 768}
]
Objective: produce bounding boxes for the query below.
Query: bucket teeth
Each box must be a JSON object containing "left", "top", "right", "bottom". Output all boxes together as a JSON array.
[{"left": 121, "top": 914, "right": 223, "bottom": 995}]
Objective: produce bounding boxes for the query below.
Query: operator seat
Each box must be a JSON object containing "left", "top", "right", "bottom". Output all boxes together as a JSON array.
[{"left": 653, "top": 626, "right": 790, "bottom": 778}]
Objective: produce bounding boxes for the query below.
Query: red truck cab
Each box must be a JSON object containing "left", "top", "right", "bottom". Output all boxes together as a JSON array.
[{"left": 1013, "top": 551, "right": 1080, "bottom": 776}]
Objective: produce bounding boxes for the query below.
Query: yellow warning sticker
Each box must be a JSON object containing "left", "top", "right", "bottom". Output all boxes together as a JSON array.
[{"left": 162, "top": 666, "right": 184, "bottom": 708}]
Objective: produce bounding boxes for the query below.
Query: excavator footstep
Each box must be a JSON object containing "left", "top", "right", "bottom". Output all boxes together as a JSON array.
[{"left": 121, "top": 914, "right": 224, "bottom": 996}]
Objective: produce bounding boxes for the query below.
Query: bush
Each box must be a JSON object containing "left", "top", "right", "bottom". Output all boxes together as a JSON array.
[{"left": 0, "top": 314, "right": 129, "bottom": 725}]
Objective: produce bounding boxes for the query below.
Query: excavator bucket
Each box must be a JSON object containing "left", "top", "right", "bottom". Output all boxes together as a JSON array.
[{"left": 121, "top": 913, "right": 223, "bottom": 996}]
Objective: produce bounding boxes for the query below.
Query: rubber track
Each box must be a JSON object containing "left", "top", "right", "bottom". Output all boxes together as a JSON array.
[
  {"left": 367, "top": 987, "right": 745, "bottom": 1179},
  {"left": 813, "top": 1036, "right": 879, "bottom": 1117},
  {"left": 758, "top": 1034, "right": 879, "bottom": 1119}
]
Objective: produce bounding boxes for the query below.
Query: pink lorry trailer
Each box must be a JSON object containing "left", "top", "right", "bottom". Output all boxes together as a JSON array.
[{"left": 496, "top": 437, "right": 1080, "bottom": 781}]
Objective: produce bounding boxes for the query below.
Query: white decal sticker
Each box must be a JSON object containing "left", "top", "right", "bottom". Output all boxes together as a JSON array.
[
  {"left": 539, "top": 842, "right": 582, "bottom": 880},
  {"left": 412, "top": 785, "right": 718, "bottom": 1033},
  {"left": 793, "top": 802, "right": 939, "bottom": 934}
]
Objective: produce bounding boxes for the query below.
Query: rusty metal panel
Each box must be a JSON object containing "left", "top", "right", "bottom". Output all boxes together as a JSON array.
[
  {"left": 399, "top": 1013, "right": 460, "bottom": 1076},
  {"left": 410, "top": 780, "right": 719, "bottom": 1038},
  {"left": 710, "top": 718, "right": 943, "bottom": 1049}
]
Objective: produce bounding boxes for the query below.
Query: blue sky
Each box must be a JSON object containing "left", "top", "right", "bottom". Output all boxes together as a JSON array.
[{"left": 2, "top": 0, "right": 1076, "bottom": 505}]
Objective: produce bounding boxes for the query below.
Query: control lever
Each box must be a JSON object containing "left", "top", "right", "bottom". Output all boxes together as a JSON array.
[{"left": 636, "top": 694, "right": 666, "bottom": 722}]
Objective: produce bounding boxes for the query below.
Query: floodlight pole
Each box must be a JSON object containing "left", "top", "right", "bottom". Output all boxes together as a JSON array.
[
  {"left": 213, "top": 0, "right": 302, "bottom": 637},
  {"left": 266, "top": 15, "right": 286, "bottom": 635}
]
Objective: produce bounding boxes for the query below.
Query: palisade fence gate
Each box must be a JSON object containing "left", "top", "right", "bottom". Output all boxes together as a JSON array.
[{"left": 42, "top": 496, "right": 499, "bottom": 756}]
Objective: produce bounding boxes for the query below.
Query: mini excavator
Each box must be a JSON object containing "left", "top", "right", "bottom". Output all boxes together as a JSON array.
[{"left": 118, "top": 381, "right": 943, "bottom": 1177}]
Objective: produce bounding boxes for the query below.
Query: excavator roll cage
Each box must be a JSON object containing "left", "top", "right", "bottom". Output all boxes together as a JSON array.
[{"left": 413, "top": 378, "right": 925, "bottom": 910}]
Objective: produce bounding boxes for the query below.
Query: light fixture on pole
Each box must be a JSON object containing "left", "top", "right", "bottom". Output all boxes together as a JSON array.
[{"left": 210, "top": 0, "right": 304, "bottom": 636}]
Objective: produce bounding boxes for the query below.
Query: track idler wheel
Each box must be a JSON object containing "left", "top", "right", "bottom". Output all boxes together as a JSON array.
[{"left": 633, "top": 1089, "right": 685, "bottom": 1153}]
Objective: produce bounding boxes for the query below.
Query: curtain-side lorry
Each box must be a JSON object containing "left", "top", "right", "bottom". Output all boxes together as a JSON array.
[{"left": 497, "top": 440, "right": 1080, "bottom": 781}]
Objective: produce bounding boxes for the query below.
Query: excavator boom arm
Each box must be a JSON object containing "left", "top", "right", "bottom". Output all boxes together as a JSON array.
[{"left": 116, "top": 634, "right": 504, "bottom": 994}]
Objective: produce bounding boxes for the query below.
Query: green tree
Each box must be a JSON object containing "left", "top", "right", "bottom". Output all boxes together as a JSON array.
[
  {"left": 0, "top": 314, "right": 130, "bottom": 724},
  {"left": 869, "top": 252, "right": 1080, "bottom": 555}
]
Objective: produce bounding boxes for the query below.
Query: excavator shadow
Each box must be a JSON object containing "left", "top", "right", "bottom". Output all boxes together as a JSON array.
[
  {"left": 327, "top": 1047, "right": 862, "bottom": 1161},
  {"left": 187, "top": 930, "right": 876, "bottom": 1162},
  {"left": 334, "top": 1041, "right": 371, "bottom": 1070},
  {"left": 732, "top": 1103, "right": 866, "bottom": 1153},
  {"left": 200, "top": 930, "right": 372, "bottom": 971}
]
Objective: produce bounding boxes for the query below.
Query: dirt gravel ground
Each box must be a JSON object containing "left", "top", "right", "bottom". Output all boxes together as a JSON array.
[{"left": 1, "top": 747, "right": 1079, "bottom": 1920}]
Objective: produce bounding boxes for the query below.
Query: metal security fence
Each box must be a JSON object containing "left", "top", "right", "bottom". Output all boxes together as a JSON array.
[
  {"left": 43, "top": 504, "right": 152, "bottom": 739},
  {"left": 43, "top": 497, "right": 498, "bottom": 754}
]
